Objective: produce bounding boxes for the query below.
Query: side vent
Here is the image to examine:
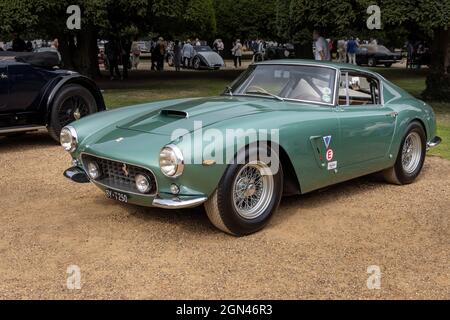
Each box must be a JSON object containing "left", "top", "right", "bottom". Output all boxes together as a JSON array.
[{"left": 160, "top": 109, "right": 189, "bottom": 119}]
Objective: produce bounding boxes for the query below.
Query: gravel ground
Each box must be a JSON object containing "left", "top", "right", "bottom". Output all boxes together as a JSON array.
[{"left": 0, "top": 131, "right": 449, "bottom": 300}]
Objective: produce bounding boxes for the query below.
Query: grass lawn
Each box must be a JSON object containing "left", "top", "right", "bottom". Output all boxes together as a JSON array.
[{"left": 99, "top": 68, "right": 449, "bottom": 160}]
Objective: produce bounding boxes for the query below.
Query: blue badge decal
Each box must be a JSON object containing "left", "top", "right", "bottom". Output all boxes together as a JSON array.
[{"left": 323, "top": 136, "right": 332, "bottom": 149}]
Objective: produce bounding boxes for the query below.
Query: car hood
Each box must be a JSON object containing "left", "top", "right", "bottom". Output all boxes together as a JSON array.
[{"left": 116, "top": 96, "right": 274, "bottom": 136}]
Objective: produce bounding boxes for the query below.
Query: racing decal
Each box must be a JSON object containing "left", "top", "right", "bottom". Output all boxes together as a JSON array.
[
  {"left": 323, "top": 136, "right": 332, "bottom": 149},
  {"left": 328, "top": 161, "right": 338, "bottom": 171},
  {"left": 326, "top": 149, "right": 334, "bottom": 162}
]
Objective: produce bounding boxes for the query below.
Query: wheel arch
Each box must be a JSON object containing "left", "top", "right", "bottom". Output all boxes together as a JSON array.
[
  {"left": 42, "top": 74, "right": 105, "bottom": 123},
  {"left": 230, "top": 140, "right": 302, "bottom": 197}
]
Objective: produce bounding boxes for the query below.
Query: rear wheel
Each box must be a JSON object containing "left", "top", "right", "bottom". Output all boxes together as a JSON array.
[
  {"left": 368, "top": 58, "right": 377, "bottom": 67},
  {"left": 204, "top": 145, "right": 283, "bottom": 236},
  {"left": 47, "top": 84, "right": 98, "bottom": 142},
  {"left": 383, "top": 122, "right": 426, "bottom": 185}
]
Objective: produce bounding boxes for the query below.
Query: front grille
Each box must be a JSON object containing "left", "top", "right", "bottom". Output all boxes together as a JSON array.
[{"left": 81, "top": 154, "right": 157, "bottom": 195}]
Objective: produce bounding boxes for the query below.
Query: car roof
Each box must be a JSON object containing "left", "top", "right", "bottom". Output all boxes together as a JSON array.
[{"left": 254, "top": 59, "right": 380, "bottom": 76}]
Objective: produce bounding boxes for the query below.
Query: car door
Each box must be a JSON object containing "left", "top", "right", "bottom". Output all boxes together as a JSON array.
[
  {"left": 0, "top": 63, "right": 8, "bottom": 111},
  {"left": 336, "top": 71, "right": 397, "bottom": 170},
  {"left": 7, "top": 63, "right": 49, "bottom": 111}
]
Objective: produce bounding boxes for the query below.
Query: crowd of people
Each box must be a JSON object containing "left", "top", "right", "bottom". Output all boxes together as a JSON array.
[{"left": 312, "top": 29, "right": 379, "bottom": 65}]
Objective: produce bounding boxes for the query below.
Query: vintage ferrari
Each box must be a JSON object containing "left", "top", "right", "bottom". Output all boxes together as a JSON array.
[{"left": 61, "top": 60, "right": 441, "bottom": 236}]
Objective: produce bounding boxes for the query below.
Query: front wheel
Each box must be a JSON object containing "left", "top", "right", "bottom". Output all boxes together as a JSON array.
[
  {"left": 193, "top": 57, "right": 201, "bottom": 70},
  {"left": 47, "top": 84, "right": 98, "bottom": 142},
  {"left": 204, "top": 145, "right": 283, "bottom": 236},
  {"left": 383, "top": 122, "right": 426, "bottom": 185}
]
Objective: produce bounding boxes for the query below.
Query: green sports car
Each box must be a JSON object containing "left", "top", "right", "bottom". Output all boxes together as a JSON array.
[{"left": 61, "top": 60, "right": 441, "bottom": 236}]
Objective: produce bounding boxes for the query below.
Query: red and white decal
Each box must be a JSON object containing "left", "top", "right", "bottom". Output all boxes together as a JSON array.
[{"left": 326, "top": 149, "right": 334, "bottom": 162}]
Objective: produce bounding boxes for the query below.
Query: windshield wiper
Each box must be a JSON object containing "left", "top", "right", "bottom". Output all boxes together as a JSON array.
[
  {"left": 224, "top": 86, "right": 233, "bottom": 96},
  {"left": 245, "top": 91, "right": 285, "bottom": 102}
]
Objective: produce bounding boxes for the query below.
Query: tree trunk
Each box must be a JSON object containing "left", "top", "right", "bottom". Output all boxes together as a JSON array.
[
  {"left": 73, "top": 27, "right": 100, "bottom": 78},
  {"left": 423, "top": 28, "right": 450, "bottom": 101}
]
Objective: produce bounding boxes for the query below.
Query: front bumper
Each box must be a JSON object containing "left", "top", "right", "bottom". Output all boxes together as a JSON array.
[
  {"left": 427, "top": 136, "right": 442, "bottom": 150},
  {"left": 63, "top": 166, "right": 208, "bottom": 209}
]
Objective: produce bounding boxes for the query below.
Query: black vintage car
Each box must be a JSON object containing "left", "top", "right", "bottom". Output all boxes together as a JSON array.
[
  {"left": 0, "top": 51, "right": 104, "bottom": 141},
  {"left": 356, "top": 44, "right": 402, "bottom": 67}
]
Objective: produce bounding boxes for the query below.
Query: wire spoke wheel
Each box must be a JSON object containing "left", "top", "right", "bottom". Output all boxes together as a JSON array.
[
  {"left": 58, "top": 95, "right": 90, "bottom": 127},
  {"left": 232, "top": 162, "right": 274, "bottom": 220},
  {"left": 401, "top": 132, "right": 422, "bottom": 174}
]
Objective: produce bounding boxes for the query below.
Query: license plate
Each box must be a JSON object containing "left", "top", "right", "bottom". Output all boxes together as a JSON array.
[{"left": 105, "top": 189, "right": 128, "bottom": 203}]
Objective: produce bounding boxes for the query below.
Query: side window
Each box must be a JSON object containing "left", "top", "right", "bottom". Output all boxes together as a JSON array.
[{"left": 339, "top": 72, "right": 380, "bottom": 106}]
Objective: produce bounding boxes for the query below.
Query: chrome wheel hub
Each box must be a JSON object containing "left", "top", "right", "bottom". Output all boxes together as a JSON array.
[
  {"left": 401, "top": 132, "right": 422, "bottom": 174},
  {"left": 232, "top": 162, "right": 274, "bottom": 220}
]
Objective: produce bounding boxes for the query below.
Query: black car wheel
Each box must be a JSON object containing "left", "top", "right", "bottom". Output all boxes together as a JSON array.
[
  {"left": 368, "top": 58, "right": 377, "bottom": 67},
  {"left": 204, "top": 144, "right": 283, "bottom": 236},
  {"left": 48, "top": 84, "right": 98, "bottom": 141},
  {"left": 193, "top": 57, "right": 201, "bottom": 70},
  {"left": 383, "top": 122, "right": 426, "bottom": 185}
]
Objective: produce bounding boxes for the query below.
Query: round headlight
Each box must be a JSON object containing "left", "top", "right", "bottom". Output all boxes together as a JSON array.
[
  {"left": 135, "top": 174, "right": 151, "bottom": 194},
  {"left": 159, "top": 144, "right": 184, "bottom": 178},
  {"left": 87, "top": 161, "right": 101, "bottom": 180},
  {"left": 60, "top": 126, "right": 78, "bottom": 153}
]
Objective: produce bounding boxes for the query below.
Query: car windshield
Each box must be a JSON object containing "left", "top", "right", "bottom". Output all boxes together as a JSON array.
[
  {"left": 195, "top": 46, "right": 213, "bottom": 52},
  {"left": 228, "top": 64, "right": 336, "bottom": 105}
]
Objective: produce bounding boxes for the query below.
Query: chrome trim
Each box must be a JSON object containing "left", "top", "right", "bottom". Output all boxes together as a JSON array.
[
  {"left": 152, "top": 196, "right": 207, "bottom": 209},
  {"left": 160, "top": 144, "right": 185, "bottom": 178},
  {"left": 61, "top": 126, "right": 78, "bottom": 153},
  {"left": 0, "top": 125, "right": 46, "bottom": 134},
  {"left": 427, "top": 136, "right": 442, "bottom": 150},
  {"left": 80, "top": 152, "right": 159, "bottom": 197}
]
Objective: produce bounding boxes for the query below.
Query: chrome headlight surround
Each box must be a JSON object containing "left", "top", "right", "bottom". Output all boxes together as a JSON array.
[
  {"left": 159, "top": 144, "right": 184, "bottom": 178},
  {"left": 60, "top": 126, "right": 78, "bottom": 153}
]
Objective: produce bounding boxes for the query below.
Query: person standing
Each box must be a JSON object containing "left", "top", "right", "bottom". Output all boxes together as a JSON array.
[
  {"left": 337, "top": 39, "right": 347, "bottom": 63},
  {"left": 232, "top": 39, "right": 243, "bottom": 68},
  {"left": 182, "top": 40, "right": 194, "bottom": 68},
  {"left": 156, "top": 37, "right": 166, "bottom": 71},
  {"left": 12, "top": 32, "right": 26, "bottom": 52},
  {"left": 173, "top": 40, "right": 182, "bottom": 72},
  {"left": 131, "top": 40, "right": 141, "bottom": 70},
  {"left": 346, "top": 37, "right": 359, "bottom": 65},
  {"left": 313, "top": 30, "right": 330, "bottom": 61},
  {"left": 120, "top": 38, "right": 132, "bottom": 79},
  {"left": 105, "top": 39, "right": 121, "bottom": 80}
]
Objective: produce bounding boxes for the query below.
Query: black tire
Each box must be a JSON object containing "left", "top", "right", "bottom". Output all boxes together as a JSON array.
[
  {"left": 383, "top": 122, "right": 426, "bottom": 185},
  {"left": 385, "top": 63, "right": 393, "bottom": 68},
  {"left": 47, "top": 84, "right": 98, "bottom": 142},
  {"left": 193, "top": 57, "right": 201, "bottom": 70},
  {"left": 204, "top": 145, "right": 283, "bottom": 236},
  {"left": 368, "top": 58, "right": 377, "bottom": 67}
]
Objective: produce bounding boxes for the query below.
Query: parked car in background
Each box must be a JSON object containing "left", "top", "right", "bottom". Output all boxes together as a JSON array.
[
  {"left": 0, "top": 51, "right": 104, "bottom": 141},
  {"left": 61, "top": 60, "right": 440, "bottom": 236},
  {"left": 255, "top": 43, "right": 295, "bottom": 62},
  {"left": 190, "top": 46, "right": 225, "bottom": 70},
  {"left": 356, "top": 44, "right": 402, "bottom": 67}
]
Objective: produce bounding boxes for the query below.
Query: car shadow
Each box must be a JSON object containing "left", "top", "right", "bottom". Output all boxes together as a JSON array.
[
  {"left": 0, "top": 130, "right": 57, "bottom": 152},
  {"left": 120, "top": 172, "right": 391, "bottom": 236}
]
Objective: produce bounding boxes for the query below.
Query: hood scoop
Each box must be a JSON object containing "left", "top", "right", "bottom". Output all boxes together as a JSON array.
[{"left": 160, "top": 109, "right": 189, "bottom": 119}]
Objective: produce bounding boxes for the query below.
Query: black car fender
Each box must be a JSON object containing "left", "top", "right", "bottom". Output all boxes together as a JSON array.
[{"left": 40, "top": 73, "right": 105, "bottom": 122}]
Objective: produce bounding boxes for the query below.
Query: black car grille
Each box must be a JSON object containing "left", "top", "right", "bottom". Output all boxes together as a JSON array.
[{"left": 81, "top": 154, "right": 157, "bottom": 195}]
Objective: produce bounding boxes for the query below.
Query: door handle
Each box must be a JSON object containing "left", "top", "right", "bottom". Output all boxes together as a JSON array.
[{"left": 386, "top": 112, "right": 398, "bottom": 118}]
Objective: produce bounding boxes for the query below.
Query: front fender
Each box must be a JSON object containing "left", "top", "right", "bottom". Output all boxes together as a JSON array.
[{"left": 40, "top": 74, "right": 105, "bottom": 123}]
